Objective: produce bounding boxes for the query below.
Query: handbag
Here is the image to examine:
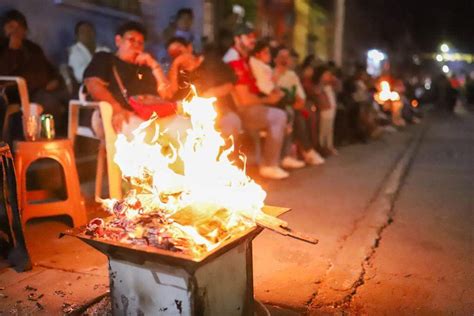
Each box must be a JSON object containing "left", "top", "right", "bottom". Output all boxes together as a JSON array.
[{"left": 112, "top": 65, "right": 177, "bottom": 120}]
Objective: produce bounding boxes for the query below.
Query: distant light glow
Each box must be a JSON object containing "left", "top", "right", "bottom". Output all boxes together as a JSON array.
[
  {"left": 412, "top": 55, "right": 421, "bottom": 65},
  {"left": 367, "top": 49, "right": 386, "bottom": 77},
  {"left": 436, "top": 54, "right": 443, "bottom": 62},
  {"left": 442, "top": 65, "right": 450, "bottom": 73},
  {"left": 440, "top": 43, "right": 450, "bottom": 53},
  {"left": 368, "top": 49, "right": 385, "bottom": 62},
  {"left": 424, "top": 79, "right": 431, "bottom": 90},
  {"left": 434, "top": 52, "right": 474, "bottom": 63},
  {"left": 411, "top": 99, "right": 419, "bottom": 108}
]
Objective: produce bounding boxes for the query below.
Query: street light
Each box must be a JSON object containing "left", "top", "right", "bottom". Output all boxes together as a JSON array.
[
  {"left": 441, "top": 43, "right": 450, "bottom": 53},
  {"left": 442, "top": 65, "right": 450, "bottom": 74},
  {"left": 436, "top": 54, "right": 443, "bottom": 62}
]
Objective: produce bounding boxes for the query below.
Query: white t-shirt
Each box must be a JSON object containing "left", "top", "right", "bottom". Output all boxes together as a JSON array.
[
  {"left": 323, "top": 85, "right": 337, "bottom": 109},
  {"left": 249, "top": 57, "right": 275, "bottom": 95},
  {"left": 68, "top": 42, "right": 110, "bottom": 82},
  {"left": 222, "top": 47, "right": 240, "bottom": 64},
  {"left": 276, "top": 70, "right": 306, "bottom": 100}
]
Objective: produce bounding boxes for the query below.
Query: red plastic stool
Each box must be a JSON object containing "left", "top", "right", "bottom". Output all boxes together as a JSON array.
[{"left": 14, "top": 139, "right": 87, "bottom": 227}]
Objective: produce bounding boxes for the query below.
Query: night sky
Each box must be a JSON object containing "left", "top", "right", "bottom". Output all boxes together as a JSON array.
[{"left": 347, "top": 0, "right": 474, "bottom": 54}]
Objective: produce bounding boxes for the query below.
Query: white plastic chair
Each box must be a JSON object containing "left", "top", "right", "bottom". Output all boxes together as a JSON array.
[{"left": 68, "top": 100, "right": 122, "bottom": 200}]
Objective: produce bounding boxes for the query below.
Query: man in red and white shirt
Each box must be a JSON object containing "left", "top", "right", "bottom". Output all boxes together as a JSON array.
[{"left": 223, "top": 24, "right": 289, "bottom": 180}]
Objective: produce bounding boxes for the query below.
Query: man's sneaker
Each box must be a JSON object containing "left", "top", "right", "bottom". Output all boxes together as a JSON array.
[
  {"left": 302, "top": 149, "right": 325, "bottom": 165},
  {"left": 281, "top": 156, "right": 306, "bottom": 169},
  {"left": 259, "top": 166, "right": 290, "bottom": 180}
]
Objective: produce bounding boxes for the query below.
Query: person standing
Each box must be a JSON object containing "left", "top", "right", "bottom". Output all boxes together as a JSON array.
[
  {"left": 314, "top": 65, "right": 339, "bottom": 156},
  {"left": 162, "top": 8, "right": 195, "bottom": 47}
]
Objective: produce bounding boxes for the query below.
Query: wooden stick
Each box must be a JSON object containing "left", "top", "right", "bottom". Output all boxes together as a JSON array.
[
  {"left": 255, "top": 218, "right": 319, "bottom": 244},
  {"left": 243, "top": 212, "right": 318, "bottom": 244}
]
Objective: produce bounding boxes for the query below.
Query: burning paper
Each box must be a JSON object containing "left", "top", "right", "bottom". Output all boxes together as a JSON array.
[{"left": 87, "top": 90, "right": 267, "bottom": 257}]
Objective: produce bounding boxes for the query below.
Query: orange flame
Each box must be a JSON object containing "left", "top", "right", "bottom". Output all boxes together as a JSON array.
[{"left": 107, "top": 88, "right": 267, "bottom": 253}]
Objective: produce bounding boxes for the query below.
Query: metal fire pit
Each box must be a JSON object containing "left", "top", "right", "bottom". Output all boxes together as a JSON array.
[{"left": 66, "top": 206, "right": 289, "bottom": 316}]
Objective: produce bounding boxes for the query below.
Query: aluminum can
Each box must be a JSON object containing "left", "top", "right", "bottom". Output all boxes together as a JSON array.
[{"left": 40, "top": 114, "right": 55, "bottom": 140}]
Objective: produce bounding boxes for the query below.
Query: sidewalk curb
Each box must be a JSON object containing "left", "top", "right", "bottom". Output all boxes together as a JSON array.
[{"left": 307, "top": 126, "right": 427, "bottom": 312}]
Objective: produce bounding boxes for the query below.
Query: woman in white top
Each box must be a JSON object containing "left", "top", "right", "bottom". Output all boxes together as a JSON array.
[{"left": 313, "top": 65, "right": 339, "bottom": 156}]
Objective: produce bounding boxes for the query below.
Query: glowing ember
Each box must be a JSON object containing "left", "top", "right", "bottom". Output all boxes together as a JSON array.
[{"left": 87, "top": 89, "right": 267, "bottom": 257}]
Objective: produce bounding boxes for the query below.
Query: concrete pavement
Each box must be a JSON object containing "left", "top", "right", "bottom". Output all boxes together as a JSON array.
[
  {"left": 349, "top": 113, "right": 474, "bottom": 314},
  {"left": 254, "top": 112, "right": 473, "bottom": 314},
  {"left": 0, "top": 206, "right": 109, "bottom": 315},
  {"left": 252, "top": 118, "right": 420, "bottom": 313}
]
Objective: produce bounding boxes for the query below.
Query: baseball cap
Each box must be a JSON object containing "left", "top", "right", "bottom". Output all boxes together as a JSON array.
[{"left": 233, "top": 22, "right": 254, "bottom": 36}]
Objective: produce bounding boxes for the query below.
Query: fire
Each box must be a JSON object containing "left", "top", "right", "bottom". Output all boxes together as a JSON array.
[
  {"left": 375, "top": 81, "right": 400, "bottom": 103},
  {"left": 90, "top": 89, "right": 267, "bottom": 257}
]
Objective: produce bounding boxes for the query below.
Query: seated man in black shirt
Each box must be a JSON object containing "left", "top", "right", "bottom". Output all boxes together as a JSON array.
[
  {"left": 0, "top": 10, "right": 69, "bottom": 136},
  {"left": 84, "top": 21, "right": 191, "bottom": 136},
  {"left": 166, "top": 38, "right": 242, "bottom": 141}
]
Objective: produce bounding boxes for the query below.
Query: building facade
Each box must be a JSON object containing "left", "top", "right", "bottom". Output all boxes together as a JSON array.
[{"left": 0, "top": 0, "right": 205, "bottom": 65}]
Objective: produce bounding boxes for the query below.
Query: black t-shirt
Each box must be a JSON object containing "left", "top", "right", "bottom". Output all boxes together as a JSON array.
[
  {"left": 83, "top": 52, "right": 158, "bottom": 111},
  {"left": 0, "top": 39, "right": 58, "bottom": 94},
  {"left": 196, "top": 54, "right": 237, "bottom": 112},
  {"left": 193, "top": 52, "right": 236, "bottom": 91}
]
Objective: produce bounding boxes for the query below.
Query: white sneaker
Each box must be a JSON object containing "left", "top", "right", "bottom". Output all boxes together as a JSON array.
[
  {"left": 383, "top": 125, "right": 398, "bottom": 133},
  {"left": 302, "top": 149, "right": 325, "bottom": 165},
  {"left": 259, "top": 166, "right": 290, "bottom": 180},
  {"left": 281, "top": 156, "right": 306, "bottom": 169}
]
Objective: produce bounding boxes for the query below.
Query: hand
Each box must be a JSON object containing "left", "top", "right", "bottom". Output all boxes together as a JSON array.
[
  {"left": 293, "top": 97, "right": 305, "bottom": 110},
  {"left": 8, "top": 35, "right": 22, "bottom": 50},
  {"left": 174, "top": 53, "right": 204, "bottom": 72},
  {"left": 112, "top": 109, "right": 131, "bottom": 133},
  {"left": 266, "top": 90, "right": 284, "bottom": 105},
  {"left": 135, "top": 52, "right": 159, "bottom": 69}
]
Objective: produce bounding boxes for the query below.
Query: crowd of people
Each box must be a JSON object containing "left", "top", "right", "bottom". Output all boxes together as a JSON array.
[{"left": 1, "top": 8, "right": 424, "bottom": 180}]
